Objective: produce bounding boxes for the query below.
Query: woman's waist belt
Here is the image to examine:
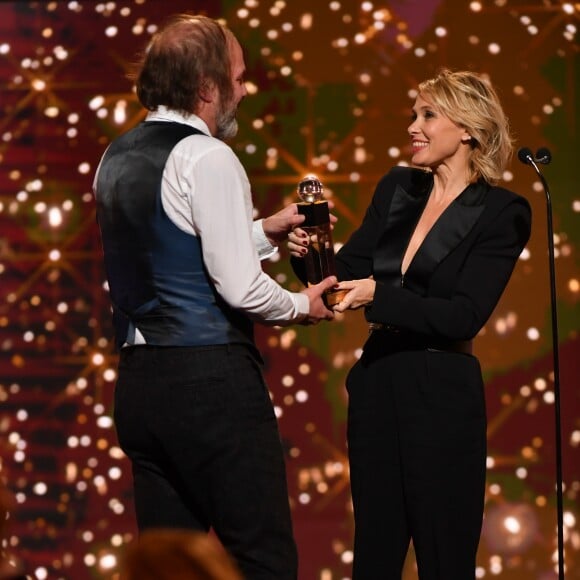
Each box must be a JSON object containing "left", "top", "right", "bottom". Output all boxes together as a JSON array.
[{"left": 367, "top": 323, "right": 473, "bottom": 355}]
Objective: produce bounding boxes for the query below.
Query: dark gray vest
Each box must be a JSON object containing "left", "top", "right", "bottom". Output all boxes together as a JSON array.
[{"left": 95, "top": 121, "right": 254, "bottom": 350}]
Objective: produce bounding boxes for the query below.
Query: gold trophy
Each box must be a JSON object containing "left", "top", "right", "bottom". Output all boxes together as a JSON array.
[{"left": 297, "top": 175, "right": 348, "bottom": 307}]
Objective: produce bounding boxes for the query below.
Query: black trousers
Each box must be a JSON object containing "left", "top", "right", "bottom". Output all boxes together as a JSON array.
[
  {"left": 114, "top": 344, "right": 297, "bottom": 579},
  {"left": 346, "top": 345, "right": 487, "bottom": 580}
]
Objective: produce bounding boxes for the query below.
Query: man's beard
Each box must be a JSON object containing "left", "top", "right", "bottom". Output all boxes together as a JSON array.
[{"left": 215, "top": 97, "right": 238, "bottom": 141}]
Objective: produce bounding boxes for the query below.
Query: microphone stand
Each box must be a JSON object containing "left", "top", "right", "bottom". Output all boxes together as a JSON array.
[{"left": 519, "top": 149, "right": 565, "bottom": 579}]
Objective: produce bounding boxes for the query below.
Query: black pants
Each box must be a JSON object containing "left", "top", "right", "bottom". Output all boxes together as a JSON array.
[
  {"left": 346, "top": 346, "right": 487, "bottom": 580},
  {"left": 114, "top": 344, "right": 297, "bottom": 579}
]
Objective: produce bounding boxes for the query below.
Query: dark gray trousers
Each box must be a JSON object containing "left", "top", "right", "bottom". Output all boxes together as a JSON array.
[{"left": 114, "top": 344, "right": 297, "bottom": 579}]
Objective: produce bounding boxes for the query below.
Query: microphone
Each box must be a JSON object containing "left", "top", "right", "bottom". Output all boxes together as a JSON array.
[
  {"left": 517, "top": 147, "right": 534, "bottom": 165},
  {"left": 519, "top": 145, "right": 564, "bottom": 579},
  {"left": 517, "top": 146, "right": 552, "bottom": 166},
  {"left": 535, "top": 147, "right": 552, "bottom": 165}
]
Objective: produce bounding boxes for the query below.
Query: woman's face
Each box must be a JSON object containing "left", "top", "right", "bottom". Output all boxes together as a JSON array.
[{"left": 408, "top": 93, "right": 471, "bottom": 172}]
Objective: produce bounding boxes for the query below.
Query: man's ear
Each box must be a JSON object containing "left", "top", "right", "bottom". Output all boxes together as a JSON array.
[{"left": 199, "top": 80, "right": 216, "bottom": 104}]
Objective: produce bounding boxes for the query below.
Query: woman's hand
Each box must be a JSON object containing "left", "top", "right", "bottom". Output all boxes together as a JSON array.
[
  {"left": 332, "top": 278, "right": 376, "bottom": 312},
  {"left": 287, "top": 200, "right": 338, "bottom": 257},
  {"left": 288, "top": 227, "right": 309, "bottom": 257}
]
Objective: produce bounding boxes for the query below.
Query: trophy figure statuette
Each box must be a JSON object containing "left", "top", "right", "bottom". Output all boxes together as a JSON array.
[{"left": 296, "top": 175, "right": 348, "bottom": 307}]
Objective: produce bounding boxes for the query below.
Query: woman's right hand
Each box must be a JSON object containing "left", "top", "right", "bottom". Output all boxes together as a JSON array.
[
  {"left": 289, "top": 200, "right": 337, "bottom": 258},
  {"left": 288, "top": 228, "right": 310, "bottom": 258}
]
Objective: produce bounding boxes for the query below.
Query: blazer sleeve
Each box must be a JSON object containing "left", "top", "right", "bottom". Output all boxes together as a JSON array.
[
  {"left": 290, "top": 172, "right": 393, "bottom": 285},
  {"left": 365, "top": 196, "right": 532, "bottom": 341}
]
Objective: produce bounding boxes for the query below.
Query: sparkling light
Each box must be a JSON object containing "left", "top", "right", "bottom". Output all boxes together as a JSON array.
[{"left": 0, "top": 3, "right": 577, "bottom": 579}]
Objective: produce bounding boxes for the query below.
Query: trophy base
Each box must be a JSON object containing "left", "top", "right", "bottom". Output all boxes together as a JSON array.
[{"left": 324, "top": 288, "right": 349, "bottom": 307}]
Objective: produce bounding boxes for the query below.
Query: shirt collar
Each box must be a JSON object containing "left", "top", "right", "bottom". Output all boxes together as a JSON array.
[{"left": 145, "top": 106, "right": 211, "bottom": 136}]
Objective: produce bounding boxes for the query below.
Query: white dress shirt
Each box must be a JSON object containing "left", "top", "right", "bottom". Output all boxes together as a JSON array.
[{"left": 94, "top": 107, "right": 308, "bottom": 343}]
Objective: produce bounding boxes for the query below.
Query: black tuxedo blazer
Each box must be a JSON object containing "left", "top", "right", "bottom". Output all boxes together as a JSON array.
[{"left": 333, "top": 166, "right": 532, "bottom": 343}]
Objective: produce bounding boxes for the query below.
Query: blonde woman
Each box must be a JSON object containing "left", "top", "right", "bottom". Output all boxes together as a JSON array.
[{"left": 290, "top": 70, "right": 532, "bottom": 579}]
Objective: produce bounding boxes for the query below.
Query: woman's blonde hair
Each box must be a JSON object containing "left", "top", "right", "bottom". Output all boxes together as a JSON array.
[{"left": 418, "top": 69, "right": 513, "bottom": 184}]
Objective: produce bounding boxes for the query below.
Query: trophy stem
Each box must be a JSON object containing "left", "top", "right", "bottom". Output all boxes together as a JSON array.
[{"left": 296, "top": 175, "right": 346, "bottom": 307}]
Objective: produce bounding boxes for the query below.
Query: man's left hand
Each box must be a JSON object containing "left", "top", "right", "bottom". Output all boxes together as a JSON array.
[
  {"left": 262, "top": 204, "right": 305, "bottom": 247},
  {"left": 264, "top": 200, "right": 338, "bottom": 248}
]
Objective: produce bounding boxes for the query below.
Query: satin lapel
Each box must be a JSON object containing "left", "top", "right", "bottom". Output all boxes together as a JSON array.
[
  {"left": 404, "top": 181, "right": 488, "bottom": 294},
  {"left": 372, "top": 176, "right": 430, "bottom": 288}
]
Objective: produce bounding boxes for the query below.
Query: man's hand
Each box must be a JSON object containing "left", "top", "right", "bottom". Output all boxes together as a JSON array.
[
  {"left": 262, "top": 204, "right": 305, "bottom": 247},
  {"left": 300, "top": 276, "right": 337, "bottom": 325},
  {"left": 267, "top": 201, "right": 338, "bottom": 251}
]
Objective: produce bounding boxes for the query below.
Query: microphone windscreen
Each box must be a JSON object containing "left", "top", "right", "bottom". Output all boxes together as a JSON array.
[
  {"left": 517, "top": 147, "right": 533, "bottom": 165},
  {"left": 535, "top": 147, "right": 552, "bottom": 164}
]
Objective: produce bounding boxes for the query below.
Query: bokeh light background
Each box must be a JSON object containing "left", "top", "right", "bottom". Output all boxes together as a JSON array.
[{"left": 0, "top": 1, "right": 578, "bottom": 579}]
